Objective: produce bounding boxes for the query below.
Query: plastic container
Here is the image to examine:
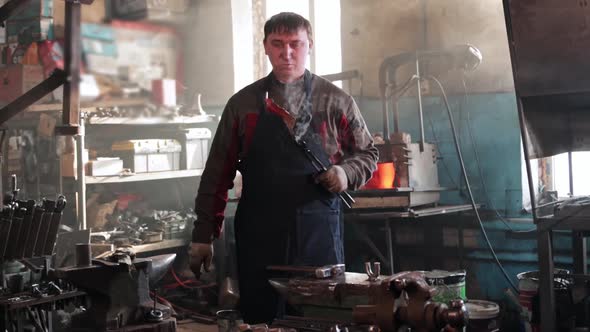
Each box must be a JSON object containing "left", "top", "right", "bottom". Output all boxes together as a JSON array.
[
  {"left": 216, "top": 309, "right": 243, "bottom": 332},
  {"left": 517, "top": 269, "right": 571, "bottom": 332},
  {"left": 423, "top": 269, "right": 466, "bottom": 304},
  {"left": 465, "top": 299, "right": 500, "bottom": 332}
]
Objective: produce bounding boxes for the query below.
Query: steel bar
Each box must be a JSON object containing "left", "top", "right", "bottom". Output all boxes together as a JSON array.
[
  {"left": 321, "top": 70, "right": 361, "bottom": 83},
  {"left": 0, "top": 70, "right": 67, "bottom": 126},
  {"left": 537, "top": 229, "right": 556, "bottom": 332},
  {"left": 43, "top": 196, "right": 66, "bottom": 255},
  {"left": 415, "top": 55, "right": 425, "bottom": 152},
  {"left": 0, "top": 206, "right": 13, "bottom": 260},
  {"left": 24, "top": 206, "right": 46, "bottom": 258},
  {"left": 33, "top": 200, "right": 55, "bottom": 257},
  {"left": 13, "top": 200, "right": 35, "bottom": 259},
  {"left": 76, "top": 118, "right": 86, "bottom": 229},
  {"left": 3, "top": 207, "right": 25, "bottom": 260},
  {"left": 60, "top": 0, "right": 82, "bottom": 130},
  {"left": 297, "top": 140, "right": 355, "bottom": 208},
  {"left": 19, "top": 205, "right": 43, "bottom": 259},
  {"left": 0, "top": 0, "right": 32, "bottom": 25}
]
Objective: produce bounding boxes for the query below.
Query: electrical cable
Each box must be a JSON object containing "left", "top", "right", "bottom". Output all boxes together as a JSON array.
[
  {"left": 426, "top": 75, "right": 519, "bottom": 292},
  {"left": 460, "top": 76, "right": 537, "bottom": 234},
  {"left": 169, "top": 268, "right": 216, "bottom": 289}
]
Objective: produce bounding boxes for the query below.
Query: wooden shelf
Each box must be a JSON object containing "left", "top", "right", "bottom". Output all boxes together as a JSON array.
[
  {"left": 85, "top": 169, "right": 203, "bottom": 184},
  {"left": 24, "top": 98, "right": 150, "bottom": 112},
  {"left": 86, "top": 114, "right": 215, "bottom": 125}
]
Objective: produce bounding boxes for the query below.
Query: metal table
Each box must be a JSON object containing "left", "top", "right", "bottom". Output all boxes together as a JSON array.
[{"left": 345, "top": 204, "right": 477, "bottom": 274}]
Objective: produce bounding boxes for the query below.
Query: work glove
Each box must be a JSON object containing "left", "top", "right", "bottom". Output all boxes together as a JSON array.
[
  {"left": 189, "top": 242, "right": 214, "bottom": 280},
  {"left": 316, "top": 165, "right": 348, "bottom": 193}
]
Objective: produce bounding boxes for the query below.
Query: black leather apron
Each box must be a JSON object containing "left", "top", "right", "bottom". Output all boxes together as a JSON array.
[{"left": 234, "top": 71, "right": 344, "bottom": 323}]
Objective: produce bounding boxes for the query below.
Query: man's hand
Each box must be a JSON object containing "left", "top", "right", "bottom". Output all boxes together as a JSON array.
[
  {"left": 315, "top": 165, "right": 348, "bottom": 193},
  {"left": 189, "top": 242, "right": 213, "bottom": 279}
]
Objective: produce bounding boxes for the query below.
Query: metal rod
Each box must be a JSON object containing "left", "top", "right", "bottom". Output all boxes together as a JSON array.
[
  {"left": 392, "top": 96, "right": 400, "bottom": 134},
  {"left": 321, "top": 70, "right": 361, "bottom": 83},
  {"left": 383, "top": 87, "right": 391, "bottom": 138},
  {"left": 298, "top": 140, "right": 354, "bottom": 208},
  {"left": 76, "top": 116, "right": 86, "bottom": 230},
  {"left": 385, "top": 220, "right": 395, "bottom": 274},
  {"left": 568, "top": 151, "right": 574, "bottom": 196},
  {"left": 62, "top": 0, "right": 81, "bottom": 129},
  {"left": 415, "top": 54, "right": 425, "bottom": 152},
  {"left": 0, "top": 70, "right": 67, "bottom": 125}
]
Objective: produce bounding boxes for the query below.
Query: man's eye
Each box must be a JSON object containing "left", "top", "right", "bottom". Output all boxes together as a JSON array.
[
  {"left": 290, "top": 42, "right": 303, "bottom": 49},
  {"left": 271, "top": 41, "right": 283, "bottom": 48}
]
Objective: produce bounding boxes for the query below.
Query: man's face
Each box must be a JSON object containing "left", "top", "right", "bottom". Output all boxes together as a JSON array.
[{"left": 264, "top": 28, "right": 312, "bottom": 83}]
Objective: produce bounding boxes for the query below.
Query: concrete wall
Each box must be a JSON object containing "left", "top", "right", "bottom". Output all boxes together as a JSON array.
[
  {"left": 425, "top": 0, "right": 514, "bottom": 93},
  {"left": 341, "top": 0, "right": 514, "bottom": 96},
  {"left": 183, "top": 0, "right": 235, "bottom": 106},
  {"left": 341, "top": 0, "right": 425, "bottom": 97}
]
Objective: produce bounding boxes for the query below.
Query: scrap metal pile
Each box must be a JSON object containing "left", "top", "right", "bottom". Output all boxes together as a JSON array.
[{"left": 90, "top": 208, "right": 195, "bottom": 246}]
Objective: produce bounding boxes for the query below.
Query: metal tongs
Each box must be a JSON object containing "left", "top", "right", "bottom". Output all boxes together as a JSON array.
[
  {"left": 264, "top": 95, "right": 355, "bottom": 209},
  {"left": 295, "top": 139, "right": 355, "bottom": 208}
]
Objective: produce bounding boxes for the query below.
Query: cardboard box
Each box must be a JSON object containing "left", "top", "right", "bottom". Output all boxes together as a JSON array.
[
  {"left": 112, "top": 20, "right": 178, "bottom": 90},
  {"left": 60, "top": 149, "right": 89, "bottom": 178},
  {"left": 37, "top": 113, "right": 56, "bottom": 138},
  {"left": 111, "top": 0, "right": 188, "bottom": 21},
  {"left": 81, "top": 23, "right": 117, "bottom": 57},
  {"left": 0, "top": 65, "right": 52, "bottom": 104},
  {"left": 87, "top": 158, "right": 124, "bottom": 176},
  {"left": 184, "top": 128, "right": 211, "bottom": 170},
  {"left": 112, "top": 139, "right": 181, "bottom": 173},
  {"left": 7, "top": 136, "right": 23, "bottom": 173},
  {"left": 6, "top": 17, "right": 54, "bottom": 44},
  {"left": 10, "top": 0, "right": 53, "bottom": 20},
  {"left": 152, "top": 79, "right": 176, "bottom": 106},
  {"left": 53, "top": 0, "right": 106, "bottom": 26}
]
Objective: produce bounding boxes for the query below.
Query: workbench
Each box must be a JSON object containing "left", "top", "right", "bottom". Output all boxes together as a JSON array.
[{"left": 345, "top": 203, "right": 477, "bottom": 274}]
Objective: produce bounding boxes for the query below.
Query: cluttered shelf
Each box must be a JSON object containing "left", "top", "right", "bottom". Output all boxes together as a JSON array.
[
  {"left": 86, "top": 114, "right": 216, "bottom": 125},
  {"left": 85, "top": 169, "right": 204, "bottom": 184},
  {"left": 23, "top": 98, "right": 150, "bottom": 112}
]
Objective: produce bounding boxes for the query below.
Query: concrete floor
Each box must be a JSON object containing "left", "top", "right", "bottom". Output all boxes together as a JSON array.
[{"left": 176, "top": 320, "right": 217, "bottom": 332}]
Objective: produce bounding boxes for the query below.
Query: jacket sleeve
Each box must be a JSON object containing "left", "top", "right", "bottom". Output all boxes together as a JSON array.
[
  {"left": 193, "top": 102, "right": 240, "bottom": 243},
  {"left": 337, "top": 96, "right": 379, "bottom": 190}
]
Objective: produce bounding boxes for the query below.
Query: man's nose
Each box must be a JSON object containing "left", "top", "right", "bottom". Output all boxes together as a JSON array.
[{"left": 280, "top": 44, "right": 294, "bottom": 59}]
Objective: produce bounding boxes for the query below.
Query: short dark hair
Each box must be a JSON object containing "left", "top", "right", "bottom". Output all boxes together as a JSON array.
[{"left": 263, "top": 12, "right": 313, "bottom": 42}]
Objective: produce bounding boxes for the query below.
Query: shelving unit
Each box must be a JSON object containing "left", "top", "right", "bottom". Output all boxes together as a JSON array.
[{"left": 85, "top": 169, "right": 204, "bottom": 184}]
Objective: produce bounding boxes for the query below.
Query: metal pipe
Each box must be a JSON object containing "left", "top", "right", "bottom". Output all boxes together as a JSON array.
[
  {"left": 76, "top": 115, "right": 86, "bottom": 230},
  {"left": 62, "top": 0, "right": 82, "bottom": 129},
  {"left": 0, "top": 70, "right": 67, "bottom": 125},
  {"left": 415, "top": 55, "right": 425, "bottom": 152},
  {"left": 568, "top": 152, "right": 574, "bottom": 196}
]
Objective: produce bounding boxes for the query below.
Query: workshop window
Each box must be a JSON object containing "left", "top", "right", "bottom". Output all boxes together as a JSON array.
[
  {"left": 552, "top": 152, "right": 590, "bottom": 196},
  {"left": 264, "top": 0, "right": 343, "bottom": 81}
]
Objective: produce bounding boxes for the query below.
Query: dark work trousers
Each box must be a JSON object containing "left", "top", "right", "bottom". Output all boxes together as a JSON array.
[{"left": 234, "top": 71, "right": 344, "bottom": 324}]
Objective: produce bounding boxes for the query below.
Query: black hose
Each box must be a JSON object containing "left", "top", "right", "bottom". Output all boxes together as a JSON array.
[
  {"left": 426, "top": 75, "right": 519, "bottom": 293},
  {"left": 460, "top": 76, "right": 536, "bottom": 234}
]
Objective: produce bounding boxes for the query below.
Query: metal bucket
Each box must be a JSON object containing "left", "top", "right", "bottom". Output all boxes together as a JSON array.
[
  {"left": 465, "top": 299, "right": 500, "bottom": 332},
  {"left": 216, "top": 309, "right": 243, "bottom": 332},
  {"left": 517, "top": 269, "right": 571, "bottom": 332},
  {"left": 423, "top": 270, "right": 467, "bottom": 304}
]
